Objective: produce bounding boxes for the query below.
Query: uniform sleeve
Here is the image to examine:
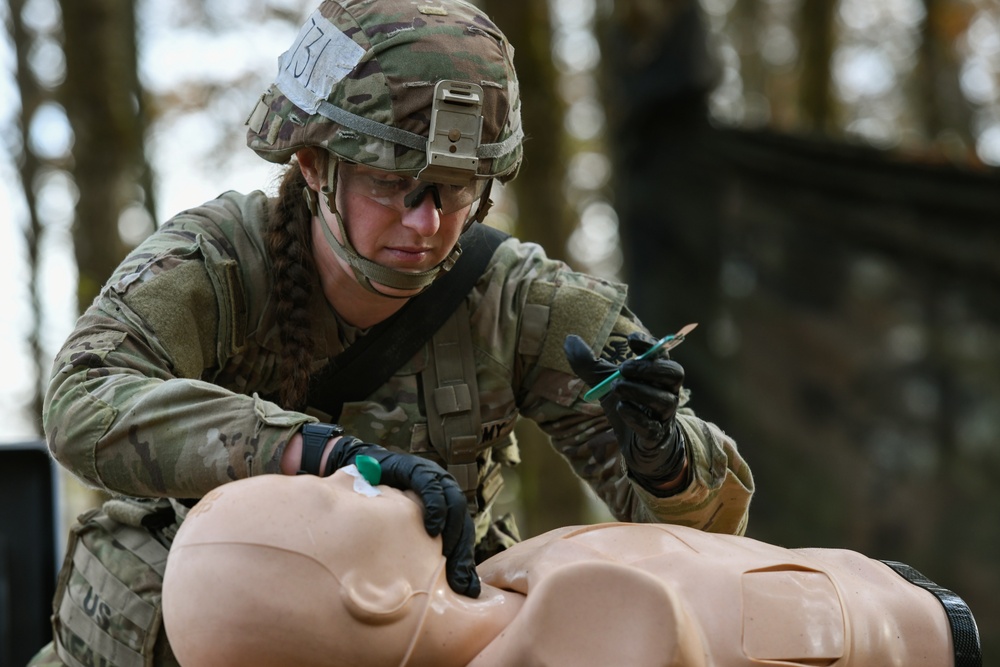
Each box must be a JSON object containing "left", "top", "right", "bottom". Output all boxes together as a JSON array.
[
  {"left": 42, "top": 198, "right": 312, "bottom": 499},
  {"left": 524, "top": 320, "right": 754, "bottom": 534},
  {"left": 509, "top": 249, "right": 754, "bottom": 535},
  {"left": 629, "top": 412, "right": 754, "bottom": 535}
]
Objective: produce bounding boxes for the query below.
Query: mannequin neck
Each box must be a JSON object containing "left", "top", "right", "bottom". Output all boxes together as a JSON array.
[{"left": 402, "top": 584, "right": 524, "bottom": 667}]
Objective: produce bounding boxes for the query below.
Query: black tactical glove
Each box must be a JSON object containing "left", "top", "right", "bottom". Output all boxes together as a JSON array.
[
  {"left": 324, "top": 436, "right": 481, "bottom": 598},
  {"left": 564, "top": 331, "right": 689, "bottom": 496}
]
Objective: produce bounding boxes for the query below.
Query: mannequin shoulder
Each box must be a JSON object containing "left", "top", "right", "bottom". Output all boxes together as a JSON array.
[{"left": 470, "top": 560, "right": 704, "bottom": 667}]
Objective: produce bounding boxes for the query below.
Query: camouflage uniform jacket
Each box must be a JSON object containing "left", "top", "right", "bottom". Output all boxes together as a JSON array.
[{"left": 44, "top": 190, "right": 754, "bottom": 542}]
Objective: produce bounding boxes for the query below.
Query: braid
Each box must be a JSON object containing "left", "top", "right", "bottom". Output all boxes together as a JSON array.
[{"left": 266, "top": 165, "right": 316, "bottom": 411}]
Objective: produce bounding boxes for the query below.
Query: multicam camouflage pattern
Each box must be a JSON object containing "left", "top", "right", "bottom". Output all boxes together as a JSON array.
[
  {"left": 44, "top": 192, "right": 301, "bottom": 502},
  {"left": 45, "top": 189, "right": 754, "bottom": 534},
  {"left": 41, "top": 190, "right": 754, "bottom": 663},
  {"left": 246, "top": 0, "right": 523, "bottom": 180}
]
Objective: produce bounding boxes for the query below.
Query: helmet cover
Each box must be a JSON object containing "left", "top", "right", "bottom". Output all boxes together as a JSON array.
[{"left": 246, "top": 0, "right": 523, "bottom": 181}]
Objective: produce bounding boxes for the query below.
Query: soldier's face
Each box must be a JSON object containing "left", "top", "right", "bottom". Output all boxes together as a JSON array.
[{"left": 332, "top": 164, "right": 469, "bottom": 276}]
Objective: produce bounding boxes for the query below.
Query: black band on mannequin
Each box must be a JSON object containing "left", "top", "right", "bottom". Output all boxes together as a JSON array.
[{"left": 881, "top": 560, "right": 982, "bottom": 667}]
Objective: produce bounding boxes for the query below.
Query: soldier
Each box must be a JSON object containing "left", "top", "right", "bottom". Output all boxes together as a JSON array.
[{"left": 29, "top": 1, "right": 754, "bottom": 665}]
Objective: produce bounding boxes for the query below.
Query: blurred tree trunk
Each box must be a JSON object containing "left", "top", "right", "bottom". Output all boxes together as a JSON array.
[
  {"left": 9, "top": 0, "right": 47, "bottom": 426},
  {"left": 914, "top": 0, "right": 976, "bottom": 158},
  {"left": 731, "top": 0, "right": 765, "bottom": 120},
  {"left": 58, "top": 0, "right": 154, "bottom": 310},
  {"left": 481, "top": 1, "right": 588, "bottom": 537},
  {"left": 56, "top": 0, "right": 153, "bottom": 518},
  {"left": 596, "top": 0, "right": 732, "bottom": 425},
  {"left": 796, "top": 0, "right": 836, "bottom": 132},
  {"left": 482, "top": 1, "right": 571, "bottom": 259}
]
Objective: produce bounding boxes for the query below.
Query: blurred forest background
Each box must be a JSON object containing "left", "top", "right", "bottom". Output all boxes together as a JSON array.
[{"left": 2, "top": 0, "right": 998, "bottom": 663}]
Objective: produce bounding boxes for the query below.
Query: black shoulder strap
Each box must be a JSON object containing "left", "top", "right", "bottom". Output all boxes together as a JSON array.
[{"left": 306, "top": 223, "right": 509, "bottom": 420}]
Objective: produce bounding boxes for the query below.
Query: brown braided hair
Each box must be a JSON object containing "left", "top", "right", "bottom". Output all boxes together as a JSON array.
[{"left": 265, "top": 163, "right": 316, "bottom": 411}]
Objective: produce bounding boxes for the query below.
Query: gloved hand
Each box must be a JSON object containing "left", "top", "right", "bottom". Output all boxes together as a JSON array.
[
  {"left": 564, "top": 331, "right": 689, "bottom": 496},
  {"left": 324, "top": 436, "right": 480, "bottom": 598}
]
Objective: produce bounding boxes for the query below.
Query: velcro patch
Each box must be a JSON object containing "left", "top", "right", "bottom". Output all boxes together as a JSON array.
[
  {"left": 122, "top": 260, "right": 218, "bottom": 378},
  {"left": 529, "top": 281, "right": 619, "bottom": 375}
]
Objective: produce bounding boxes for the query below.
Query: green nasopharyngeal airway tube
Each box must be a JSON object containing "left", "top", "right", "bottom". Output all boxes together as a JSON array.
[{"left": 355, "top": 454, "right": 381, "bottom": 486}]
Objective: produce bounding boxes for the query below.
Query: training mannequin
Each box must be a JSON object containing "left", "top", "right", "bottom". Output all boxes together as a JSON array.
[{"left": 162, "top": 471, "right": 978, "bottom": 667}]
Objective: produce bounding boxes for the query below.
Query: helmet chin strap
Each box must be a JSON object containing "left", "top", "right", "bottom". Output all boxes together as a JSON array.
[{"left": 308, "top": 155, "right": 462, "bottom": 298}]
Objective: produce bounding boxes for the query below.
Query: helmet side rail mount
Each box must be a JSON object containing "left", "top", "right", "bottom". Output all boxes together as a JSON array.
[{"left": 418, "top": 80, "right": 484, "bottom": 186}]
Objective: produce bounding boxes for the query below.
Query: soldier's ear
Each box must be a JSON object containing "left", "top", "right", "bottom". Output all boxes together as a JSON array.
[{"left": 296, "top": 148, "right": 326, "bottom": 193}]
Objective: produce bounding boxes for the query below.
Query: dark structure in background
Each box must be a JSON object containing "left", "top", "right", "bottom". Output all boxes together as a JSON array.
[
  {"left": 0, "top": 442, "right": 57, "bottom": 667},
  {"left": 600, "top": 2, "right": 999, "bottom": 663}
]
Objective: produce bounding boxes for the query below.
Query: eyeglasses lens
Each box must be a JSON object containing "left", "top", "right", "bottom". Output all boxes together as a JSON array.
[{"left": 339, "top": 163, "right": 483, "bottom": 215}]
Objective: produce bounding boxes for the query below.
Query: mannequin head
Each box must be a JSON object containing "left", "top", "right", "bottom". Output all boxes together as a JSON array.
[{"left": 162, "top": 470, "right": 520, "bottom": 666}]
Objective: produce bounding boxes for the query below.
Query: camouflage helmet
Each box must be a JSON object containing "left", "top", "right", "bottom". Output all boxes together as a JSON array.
[{"left": 246, "top": 0, "right": 523, "bottom": 182}]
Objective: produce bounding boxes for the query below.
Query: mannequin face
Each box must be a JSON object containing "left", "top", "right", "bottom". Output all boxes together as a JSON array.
[
  {"left": 163, "top": 471, "right": 520, "bottom": 667},
  {"left": 163, "top": 472, "right": 439, "bottom": 665}
]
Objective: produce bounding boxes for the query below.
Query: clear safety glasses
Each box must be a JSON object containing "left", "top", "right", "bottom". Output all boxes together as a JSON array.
[{"left": 337, "top": 161, "right": 488, "bottom": 216}]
